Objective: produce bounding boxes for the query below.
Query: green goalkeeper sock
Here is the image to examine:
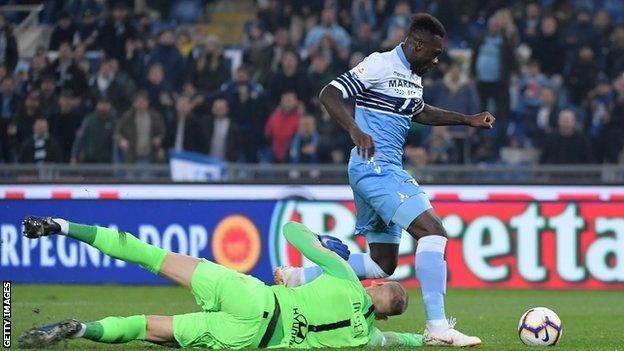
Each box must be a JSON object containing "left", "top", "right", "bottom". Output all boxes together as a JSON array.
[
  {"left": 66, "top": 222, "right": 167, "bottom": 274},
  {"left": 83, "top": 315, "right": 146, "bottom": 343}
]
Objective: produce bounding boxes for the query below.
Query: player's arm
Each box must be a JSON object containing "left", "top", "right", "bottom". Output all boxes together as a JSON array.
[
  {"left": 319, "top": 53, "right": 386, "bottom": 160},
  {"left": 283, "top": 222, "right": 357, "bottom": 281},
  {"left": 319, "top": 84, "right": 374, "bottom": 159},
  {"left": 413, "top": 104, "right": 495, "bottom": 129},
  {"left": 368, "top": 327, "right": 423, "bottom": 347}
]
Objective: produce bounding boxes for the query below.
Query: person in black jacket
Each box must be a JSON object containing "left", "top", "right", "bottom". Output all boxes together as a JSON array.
[
  {"left": 205, "top": 98, "right": 241, "bottom": 162},
  {"left": 96, "top": 3, "right": 136, "bottom": 62},
  {"left": 540, "top": 109, "right": 593, "bottom": 164},
  {"left": 17, "top": 117, "right": 63, "bottom": 163},
  {"left": 166, "top": 95, "right": 206, "bottom": 154},
  {"left": 48, "top": 11, "right": 75, "bottom": 51},
  {"left": 0, "top": 13, "right": 18, "bottom": 74}
]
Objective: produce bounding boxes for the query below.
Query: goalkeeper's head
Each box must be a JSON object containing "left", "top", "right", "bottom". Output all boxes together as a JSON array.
[{"left": 366, "top": 281, "right": 408, "bottom": 320}]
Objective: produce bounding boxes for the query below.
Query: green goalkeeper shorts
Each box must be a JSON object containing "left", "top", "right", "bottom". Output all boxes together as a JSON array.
[{"left": 172, "top": 260, "right": 276, "bottom": 349}]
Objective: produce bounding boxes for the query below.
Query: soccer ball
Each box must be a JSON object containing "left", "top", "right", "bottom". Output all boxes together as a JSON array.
[{"left": 517, "top": 307, "right": 562, "bottom": 346}]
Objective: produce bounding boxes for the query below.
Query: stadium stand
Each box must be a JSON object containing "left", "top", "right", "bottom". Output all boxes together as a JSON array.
[{"left": 0, "top": 0, "right": 623, "bottom": 182}]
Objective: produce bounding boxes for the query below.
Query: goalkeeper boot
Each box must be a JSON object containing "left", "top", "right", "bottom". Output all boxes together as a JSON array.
[
  {"left": 19, "top": 319, "right": 82, "bottom": 348},
  {"left": 22, "top": 216, "right": 61, "bottom": 238},
  {"left": 423, "top": 318, "right": 482, "bottom": 347},
  {"left": 274, "top": 266, "right": 303, "bottom": 287}
]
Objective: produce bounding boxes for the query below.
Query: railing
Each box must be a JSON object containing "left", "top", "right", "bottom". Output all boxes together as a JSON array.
[{"left": 1, "top": 163, "right": 623, "bottom": 184}]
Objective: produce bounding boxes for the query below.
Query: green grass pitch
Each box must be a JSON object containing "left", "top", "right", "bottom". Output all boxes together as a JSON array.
[{"left": 11, "top": 285, "right": 624, "bottom": 350}]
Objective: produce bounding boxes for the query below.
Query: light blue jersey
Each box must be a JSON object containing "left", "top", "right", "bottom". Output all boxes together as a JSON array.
[{"left": 330, "top": 44, "right": 432, "bottom": 244}]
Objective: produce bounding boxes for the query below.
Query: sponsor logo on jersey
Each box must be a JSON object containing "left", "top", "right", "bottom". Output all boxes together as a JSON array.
[{"left": 289, "top": 308, "right": 308, "bottom": 345}]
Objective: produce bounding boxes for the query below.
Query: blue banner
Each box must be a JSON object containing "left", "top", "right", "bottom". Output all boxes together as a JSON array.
[{"left": 0, "top": 200, "right": 276, "bottom": 284}]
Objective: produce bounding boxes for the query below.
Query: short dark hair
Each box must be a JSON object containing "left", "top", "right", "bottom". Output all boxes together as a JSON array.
[
  {"left": 386, "top": 281, "right": 409, "bottom": 316},
  {"left": 409, "top": 13, "right": 446, "bottom": 39}
]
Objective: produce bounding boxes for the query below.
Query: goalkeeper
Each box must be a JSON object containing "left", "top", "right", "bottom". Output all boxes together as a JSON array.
[{"left": 19, "top": 217, "right": 422, "bottom": 349}]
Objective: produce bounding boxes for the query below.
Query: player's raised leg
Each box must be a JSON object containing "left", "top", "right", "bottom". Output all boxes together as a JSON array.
[{"left": 22, "top": 216, "right": 200, "bottom": 287}]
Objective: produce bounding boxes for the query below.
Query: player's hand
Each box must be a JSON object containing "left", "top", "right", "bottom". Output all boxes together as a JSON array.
[
  {"left": 318, "top": 235, "right": 351, "bottom": 260},
  {"left": 350, "top": 127, "right": 375, "bottom": 160},
  {"left": 469, "top": 112, "right": 495, "bottom": 129}
]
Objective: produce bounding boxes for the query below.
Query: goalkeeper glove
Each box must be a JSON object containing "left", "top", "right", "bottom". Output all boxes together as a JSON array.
[{"left": 318, "top": 235, "right": 350, "bottom": 260}]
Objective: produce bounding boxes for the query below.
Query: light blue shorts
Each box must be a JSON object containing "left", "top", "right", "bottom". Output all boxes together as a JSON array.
[{"left": 348, "top": 155, "right": 432, "bottom": 244}]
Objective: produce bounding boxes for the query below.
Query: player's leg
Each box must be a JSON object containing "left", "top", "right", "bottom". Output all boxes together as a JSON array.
[
  {"left": 393, "top": 193, "right": 481, "bottom": 346},
  {"left": 19, "top": 314, "right": 177, "bottom": 348},
  {"left": 275, "top": 191, "right": 390, "bottom": 287},
  {"left": 22, "top": 216, "right": 200, "bottom": 287}
]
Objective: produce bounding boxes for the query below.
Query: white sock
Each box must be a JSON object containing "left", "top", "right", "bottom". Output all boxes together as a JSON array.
[
  {"left": 53, "top": 218, "right": 69, "bottom": 235},
  {"left": 426, "top": 319, "right": 450, "bottom": 333},
  {"left": 300, "top": 253, "right": 389, "bottom": 284},
  {"left": 70, "top": 323, "right": 87, "bottom": 338}
]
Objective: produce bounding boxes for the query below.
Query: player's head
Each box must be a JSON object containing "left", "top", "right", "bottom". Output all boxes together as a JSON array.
[
  {"left": 366, "top": 281, "right": 409, "bottom": 320},
  {"left": 404, "top": 13, "right": 446, "bottom": 76}
]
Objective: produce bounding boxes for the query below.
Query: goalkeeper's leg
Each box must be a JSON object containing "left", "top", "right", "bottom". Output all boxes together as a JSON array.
[
  {"left": 22, "top": 216, "right": 200, "bottom": 287},
  {"left": 19, "top": 315, "right": 177, "bottom": 348}
]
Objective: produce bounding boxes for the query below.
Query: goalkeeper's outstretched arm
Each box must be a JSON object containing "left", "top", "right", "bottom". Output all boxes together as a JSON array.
[{"left": 282, "top": 222, "right": 357, "bottom": 281}]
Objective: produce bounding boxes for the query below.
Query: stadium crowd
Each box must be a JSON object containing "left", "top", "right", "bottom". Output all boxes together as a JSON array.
[{"left": 1, "top": 0, "right": 624, "bottom": 166}]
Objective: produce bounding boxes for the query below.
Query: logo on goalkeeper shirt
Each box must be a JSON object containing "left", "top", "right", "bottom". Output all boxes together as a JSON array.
[{"left": 212, "top": 215, "right": 260, "bottom": 273}]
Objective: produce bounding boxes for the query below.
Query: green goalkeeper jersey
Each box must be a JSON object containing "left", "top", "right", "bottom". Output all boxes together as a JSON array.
[{"left": 269, "top": 222, "right": 376, "bottom": 348}]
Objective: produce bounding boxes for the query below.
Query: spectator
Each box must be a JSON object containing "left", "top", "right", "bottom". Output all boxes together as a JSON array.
[
  {"left": 540, "top": 109, "right": 593, "bottom": 164},
  {"left": 72, "top": 98, "right": 117, "bottom": 163},
  {"left": 470, "top": 13, "right": 516, "bottom": 146},
  {"left": 303, "top": 9, "right": 351, "bottom": 53},
  {"left": 142, "top": 63, "right": 174, "bottom": 124},
  {"left": 566, "top": 45, "right": 600, "bottom": 105},
  {"left": 25, "top": 53, "right": 49, "bottom": 92},
  {"left": 44, "top": 42, "right": 88, "bottom": 96},
  {"left": 588, "top": 78, "right": 617, "bottom": 162},
  {"left": 426, "top": 62, "right": 480, "bottom": 116},
  {"left": 148, "top": 29, "right": 186, "bottom": 91},
  {"left": 308, "top": 54, "right": 334, "bottom": 103},
  {"left": 0, "top": 14, "right": 18, "bottom": 74},
  {"left": 593, "top": 10, "right": 613, "bottom": 41},
  {"left": 188, "top": 35, "right": 230, "bottom": 95},
  {"left": 520, "top": 2, "right": 542, "bottom": 44},
  {"left": 221, "top": 66, "right": 266, "bottom": 162},
  {"left": 350, "top": 23, "right": 379, "bottom": 56},
  {"left": 351, "top": 0, "right": 377, "bottom": 30},
  {"left": 265, "top": 91, "right": 302, "bottom": 162},
  {"left": 289, "top": 114, "right": 319, "bottom": 164},
  {"left": 115, "top": 90, "right": 166, "bottom": 163},
  {"left": 121, "top": 37, "right": 145, "bottom": 84},
  {"left": 243, "top": 22, "right": 274, "bottom": 82},
  {"left": 73, "top": 9, "right": 98, "bottom": 50},
  {"left": 603, "top": 75, "right": 624, "bottom": 162},
  {"left": 266, "top": 50, "right": 311, "bottom": 110},
  {"left": 563, "top": 8, "right": 602, "bottom": 70},
  {"left": 17, "top": 117, "right": 63, "bottom": 163},
  {"left": 166, "top": 95, "right": 206, "bottom": 155},
  {"left": 206, "top": 98, "right": 241, "bottom": 162},
  {"left": 385, "top": 1, "right": 411, "bottom": 40},
  {"left": 606, "top": 25, "right": 624, "bottom": 80},
  {"left": 48, "top": 91, "right": 82, "bottom": 162},
  {"left": 528, "top": 87, "right": 559, "bottom": 146},
  {"left": 531, "top": 16, "right": 565, "bottom": 77},
  {"left": 424, "top": 126, "right": 459, "bottom": 164},
  {"left": 38, "top": 75, "right": 59, "bottom": 118},
  {"left": 13, "top": 91, "right": 40, "bottom": 149},
  {"left": 0, "top": 76, "right": 21, "bottom": 121},
  {"left": 518, "top": 60, "right": 551, "bottom": 113},
  {"left": 49, "top": 11, "right": 75, "bottom": 51},
  {"left": 268, "top": 28, "right": 294, "bottom": 74},
  {"left": 90, "top": 59, "right": 131, "bottom": 113},
  {"left": 97, "top": 3, "right": 136, "bottom": 62}
]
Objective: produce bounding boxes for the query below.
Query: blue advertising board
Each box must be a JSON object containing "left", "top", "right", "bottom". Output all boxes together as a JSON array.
[{"left": 0, "top": 200, "right": 277, "bottom": 284}]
